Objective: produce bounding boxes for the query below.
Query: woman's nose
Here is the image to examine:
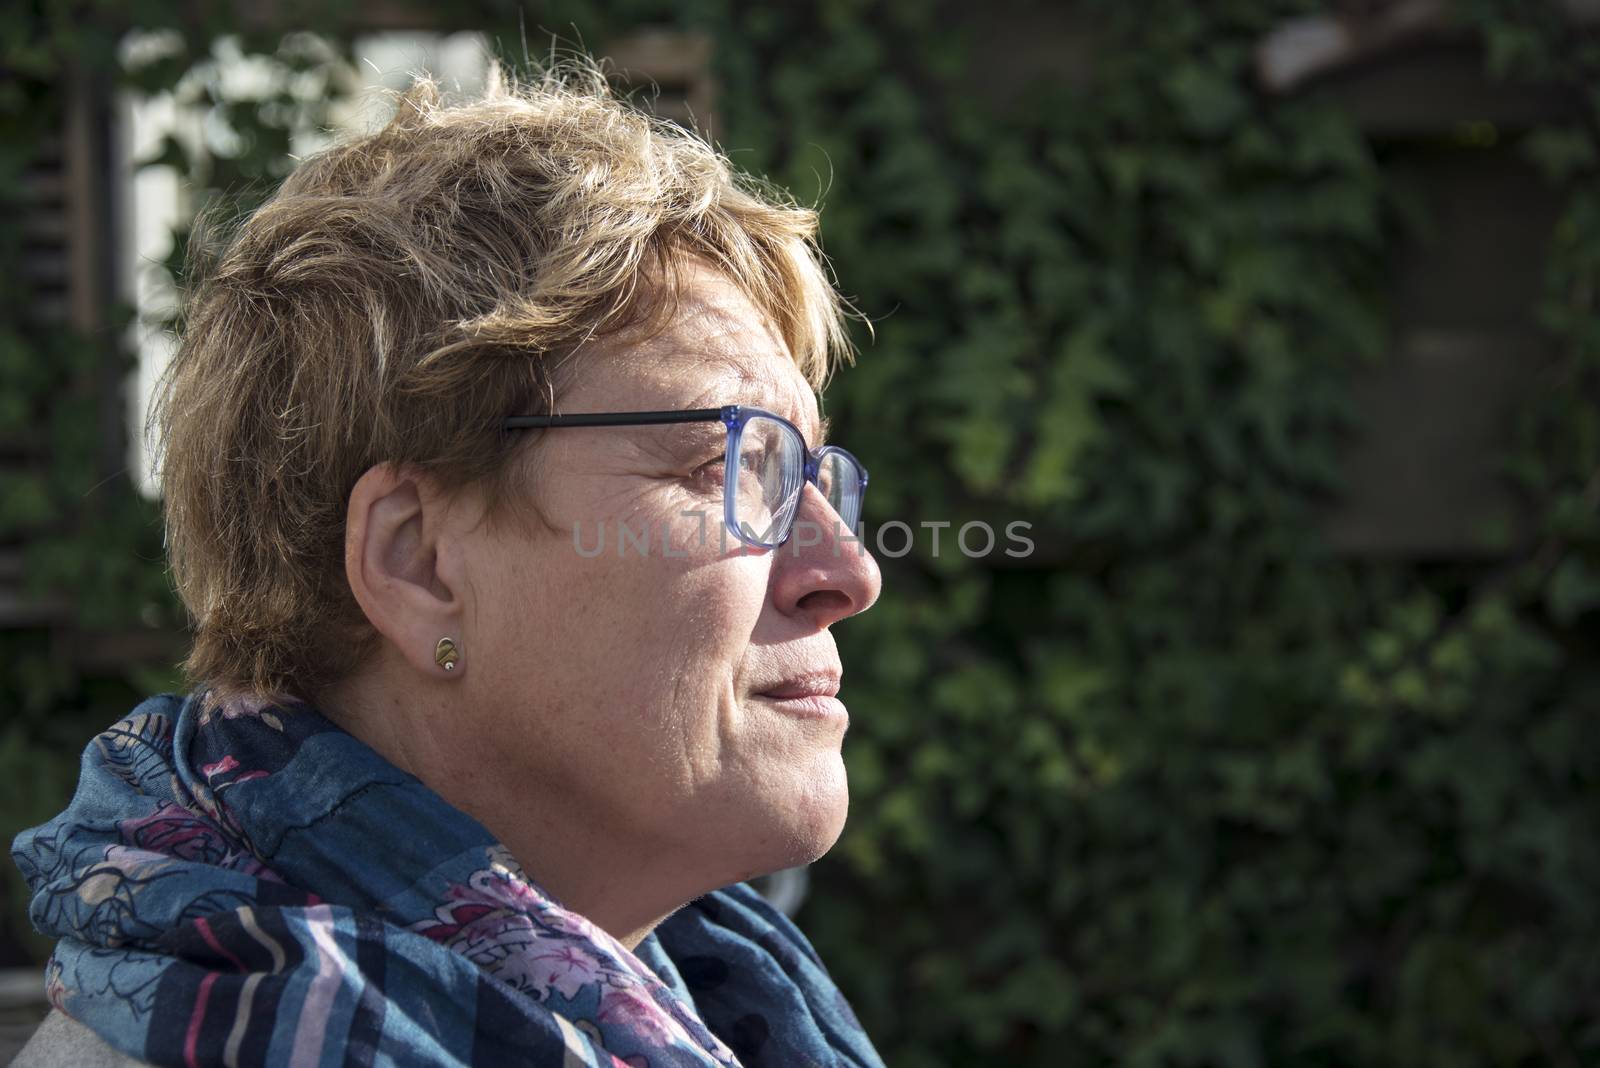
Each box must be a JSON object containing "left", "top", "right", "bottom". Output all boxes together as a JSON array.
[{"left": 768, "top": 484, "right": 882, "bottom": 629}]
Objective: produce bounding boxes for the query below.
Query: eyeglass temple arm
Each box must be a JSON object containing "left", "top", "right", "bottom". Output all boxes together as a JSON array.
[{"left": 503, "top": 407, "right": 729, "bottom": 431}]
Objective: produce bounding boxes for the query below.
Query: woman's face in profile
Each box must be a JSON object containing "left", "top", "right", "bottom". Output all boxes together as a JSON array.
[{"left": 452, "top": 262, "right": 882, "bottom": 894}]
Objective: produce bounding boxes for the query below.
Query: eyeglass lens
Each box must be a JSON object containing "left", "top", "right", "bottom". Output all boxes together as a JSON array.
[
  {"left": 817, "top": 450, "right": 860, "bottom": 530},
  {"left": 732, "top": 414, "right": 805, "bottom": 545}
]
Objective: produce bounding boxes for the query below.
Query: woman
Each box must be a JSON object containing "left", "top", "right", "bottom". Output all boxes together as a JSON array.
[{"left": 12, "top": 63, "right": 883, "bottom": 1067}]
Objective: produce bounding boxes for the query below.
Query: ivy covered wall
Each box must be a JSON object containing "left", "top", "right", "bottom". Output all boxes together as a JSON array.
[{"left": 4, "top": 1, "right": 1599, "bottom": 1064}]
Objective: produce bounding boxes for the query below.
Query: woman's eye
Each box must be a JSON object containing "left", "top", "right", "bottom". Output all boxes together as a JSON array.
[
  {"left": 689, "top": 457, "right": 727, "bottom": 488},
  {"left": 740, "top": 446, "right": 771, "bottom": 475}
]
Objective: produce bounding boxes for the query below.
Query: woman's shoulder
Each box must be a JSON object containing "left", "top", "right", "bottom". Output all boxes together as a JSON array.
[{"left": 12, "top": 1010, "right": 150, "bottom": 1068}]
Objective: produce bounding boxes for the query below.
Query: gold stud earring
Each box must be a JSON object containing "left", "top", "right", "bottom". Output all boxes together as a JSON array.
[{"left": 435, "top": 637, "right": 460, "bottom": 672}]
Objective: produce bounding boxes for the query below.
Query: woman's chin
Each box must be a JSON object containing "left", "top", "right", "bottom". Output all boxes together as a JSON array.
[
  {"left": 768, "top": 753, "right": 851, "bottom": 867},
  {"left": 696, "top": 753, "right": 848, "bottom": 880}
]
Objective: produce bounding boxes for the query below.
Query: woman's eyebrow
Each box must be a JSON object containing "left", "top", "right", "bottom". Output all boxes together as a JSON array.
[{"left": 678, "top": 356, "right": 827, "bottom": 442}]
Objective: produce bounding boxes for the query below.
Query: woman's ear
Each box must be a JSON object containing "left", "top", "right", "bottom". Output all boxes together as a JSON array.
[{"left": 345, "top": 464, "right": 469, "bottom": 679}]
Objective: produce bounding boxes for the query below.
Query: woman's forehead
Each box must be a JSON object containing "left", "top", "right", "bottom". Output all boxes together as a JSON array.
[{"left": 562, "top": 274, "right": 823, "bottom": 437}]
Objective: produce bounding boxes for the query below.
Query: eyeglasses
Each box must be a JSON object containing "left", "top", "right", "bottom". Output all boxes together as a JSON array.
[{"left": 503, "top": 405, "right": 868, "bottom": 549}]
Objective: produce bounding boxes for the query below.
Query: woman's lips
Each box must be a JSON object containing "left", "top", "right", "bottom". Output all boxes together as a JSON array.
[{"left": 755, "top": 674, "right": 846, "bottom": 723}]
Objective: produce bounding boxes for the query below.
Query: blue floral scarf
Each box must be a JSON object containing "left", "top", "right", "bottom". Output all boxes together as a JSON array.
[{"left": 10, "top": 694, "right": 884, "bottom": 1068}]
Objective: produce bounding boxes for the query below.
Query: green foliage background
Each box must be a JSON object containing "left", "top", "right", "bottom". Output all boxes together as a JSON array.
[{"left": 5, "top": 1, "right": 1600, "bottom": 1064}]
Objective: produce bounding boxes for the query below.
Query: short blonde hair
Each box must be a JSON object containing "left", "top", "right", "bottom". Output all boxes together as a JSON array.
[{"left": 156, "top": 63, "right": 852, "bottom": 702}]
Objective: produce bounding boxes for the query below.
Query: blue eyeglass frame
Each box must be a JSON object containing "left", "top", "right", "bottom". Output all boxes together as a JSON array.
[{"left": 502, "top": 404, "right": 869, "bottom": 549}]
